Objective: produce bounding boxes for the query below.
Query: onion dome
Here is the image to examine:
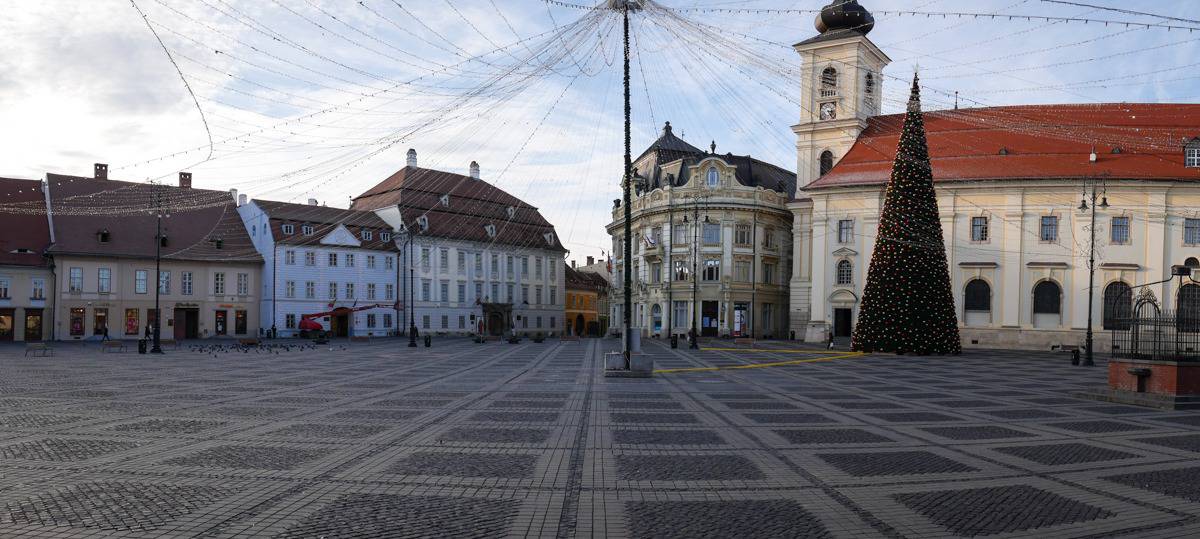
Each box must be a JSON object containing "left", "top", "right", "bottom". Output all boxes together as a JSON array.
[{"left": 814, "top": 0, "right": 874, "bottom": 35}]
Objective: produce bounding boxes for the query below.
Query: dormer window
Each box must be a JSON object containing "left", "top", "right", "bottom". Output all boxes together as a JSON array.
[
  {"left": 97, "top": 229, "right": 110, "bottom": 243},
  {"left": 1186, "top": 140, "right": 1200, "bottom": 167},
  {"left": 484, "top": 224, "right": 497, "bottom": 238},
  {"left": 820, "top": 66, "right": 838, "bottom": 98},
  {"left": 440, "top": 194, "right": 450, "bottom": 207},
  {"left": 211, "top": 238, "right": 224, "bottom": 249},
  {"left": 544, "top": 232, "right": 555, "bottom": 246},
  {"left": 361, "top": 230, "right": 373, "bottom": 241},
  {"left": 301, "top": 224, "right": 314, "bottom": 236},
  {"left": 381, "top": 232, "right": 391, "bottom": 242},
  {"left": 417, "top": 215, "right": 429, "bottom": 231},
  {"left": 160, "top": 235, "right": 169, "bottom": 248},
  {"left": 282, "top": 224, "right": 295, "bottom": 235},
  {"left": 706, "top": 167, "right": 719, "bottom": 188},
  {"left": 506, "top": 206, "right": 516, "bottom": 219}
]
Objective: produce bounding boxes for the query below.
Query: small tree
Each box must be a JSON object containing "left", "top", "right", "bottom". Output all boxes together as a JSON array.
[{"left": 851, "top": 73, "right": 961, "bottom": 355}]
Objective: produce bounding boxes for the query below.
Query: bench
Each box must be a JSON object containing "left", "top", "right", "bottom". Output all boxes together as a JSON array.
[
  {"left": 159, "top": 339, "right": 180, "bottom": 350},
  {"left": 238, "top": 338, "right": 260, "bottom": 347},
  {"left": 1052, "top": 344, "right": 1082, "bottom": 365},
  {"left": 24, "top": 343, "right": 53, "bottom": 357},
  {"left": 101, "top": 341, "right": 127, "bottom": 353}
]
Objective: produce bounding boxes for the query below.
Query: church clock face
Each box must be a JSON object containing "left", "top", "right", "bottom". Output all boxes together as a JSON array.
[{"left": 820, "top": 102, "right": 837, "bottom": 121}]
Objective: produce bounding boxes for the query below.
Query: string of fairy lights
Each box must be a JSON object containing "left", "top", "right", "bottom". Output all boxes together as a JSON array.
[{"left": 2, "top": 0, "right": 1198, "bottom": 268}]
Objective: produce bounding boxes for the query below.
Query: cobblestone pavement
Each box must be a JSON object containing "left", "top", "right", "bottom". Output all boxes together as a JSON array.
[{"left": 0, "top": 339, "right": 1198, "bottom": 538}]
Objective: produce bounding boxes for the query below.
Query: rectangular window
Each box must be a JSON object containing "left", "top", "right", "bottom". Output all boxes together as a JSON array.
[
  {"left": 329, "top": 282, "right": 337, "bottom": 300},
  {"left": 328, "top": 253, "right": 338, "bottom": 267},
  {"left": 702, "top": 223, "right": 721, "bottom": 244},
  {"left": 235, "top": 310, "right": 247, "bottom": 335},
  {"left": 422, "top": 280, "right": 431, "bottom": 302},
  {"left": 285, "top": 281, "right": 296, "bottom": 298},
  {"left": 550, "top": 288, "right": 556, "bottom": 305},
  {"left": 1041, "top": 216, "right": 1059, "bottom": 242},
  {"left": 1111, "top": 216, "right": 1131, "bottom": 244},
  {"left": 535, "top": 286, "right": 543, "bottom": 305},
  {"left": 135, "top": 270, "right": 148, "bottom": 294},
  {"left": 521, "top": 285, "right": 530, "bottom": 303},
  {"left": 1187, "top": 219, "right": 1200, "bottom": 245},
  {"left": 535, "top": 257, "right": 543, "bottom": 279},
  {"left": 506, "top": 256, "right": 514, "bottom": 277},
  {"left": 441, "top": 315, "right": 448, "bottom": 329},
  {"left": 763, "top": 229, "right": 776, "bottom": 249},
  {"left": 492, "top": 283, "right": 499, "bottom": 302},
  {"left": 346, "top": 283, "right": 355, "bottom": 299},
  {"left": 301, "top": 225, "right": 313, "bottom": 236},
  {"left": 385, "top": 256, "right": 393, "bottom": 270},
  {"left": 491, "top": 254, "right": 499, "bottom": 276},
  {"left": 285, "top": 250, "right": 296, "bottom": 265},
  {"left": 457, "top": 283, "right": 466, "bottom": 304},
  {"left": 422, "top": 315, "right": 430, "bottom": 329},
  {"left": 838, "top": 220, "right": 853, "bottom": 243},
  {"left": 440, "top": 249, "right": 449, "bottom": 271},
  {"left": 383, "top": 313, "right": 392, "bottom": 328},
  {"left": 536, "top": 316, "right": 543, "bottom": 328},
  {"left": 159, "top": 271, "right": 170, "bottom": 294},
  {"left": 70, "top": 267, "right": 83, "bottom": 292},
  {"left": 458, "top": 251, "right": 466, "bottom": 274},
  {"left": 0, "top": 279, "right": 7, "bottom": 299},
  {"left": 762, "top": 263, "right": 776, "bottom": 285},
  {"left": 651, "top": 226, "right": 663, "bottom": 246},
  {"left": 282, "top": 224, "right": 295, "bottom": 235},
  {"left": 346, "top": 254, "right": 355, "bottom": 267},
  {"left": 475, "top": 282, "right": 483, "bottom": 302},
  {"left": 673, "top": 260, "right": 689, "bottom": 281},
  {"left": 421, "top": 248, "right": 430, "bottom": 269},
  {"left": 97, "top": 268, "right": 111, "bottom": 293},
  {"left": 674, "top": 301, "right": 687, "bottom": 329},
  {"left": 971, "top": 216, "right": 989, "bottom": 242},
  {"left": 735, "top": 223, "right": 751, "bottom": 245},
  {"left": 507, "top": 283, "right": 515, "bottom": 302},
  {"left": 703, "top": 259, "right": 720, "bottom": 281},
  {"left": 367, "top": 283, "right": 376, "bottom": 300},
  {"left": 305, "top": 281, "right": 315, "bottom": 299},
  {"left": 285, "top": 313, "right": 296, "bottom": 329},
  {"left": 381, "top": 232, "right": 390, "bottom": 242},
  {"left": 362, "top": 229, "right": 373, "bottom": 241},
  {"left": 367, "top": 314, "right": 376, "bottom": 328},
  {"left": 31, "top": 278, "right": 44, "bottom": 299},
  {"left": 182, "top": 272, "right": 193, "bottom": 295},
  {"left": 459, "top": 315, "right": 465, "bottom": 329},
  {"left": 305, "top": 252, "right": 316, "bottom": 266},
  {"left": 1187, "top": 147, "right": 1200, "bottom": 167},
  {"left": 367, "top": 255, "right": 376, "bottom": 269},
  {"left": 734, "top": 260, "right": 752, "bottom": 283},
  {"left": 673, "top": 224, "right": 688, "bottom": 244},
  {"left": 440, "top": 281, "right": 448, "bottom": 302},
  {"left": 385, "top": 283, "right": 394, "bottom": 300},
  {"left": 237, "top": 273, "right": 249, "bottom": 295},
  {"left": 651, "top": 262, "right": 662, "bottom": 283},
  {"left": 475, "top": 253, "right": 483, "bottom": 273},
  {"left": 521, "top": 256, "right": 529, "bottom": 276}
]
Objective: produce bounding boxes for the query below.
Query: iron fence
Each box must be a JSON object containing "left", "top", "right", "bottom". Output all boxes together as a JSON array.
[{"left": 1111, "top": 309, "right": 1200, "bottom": 362}]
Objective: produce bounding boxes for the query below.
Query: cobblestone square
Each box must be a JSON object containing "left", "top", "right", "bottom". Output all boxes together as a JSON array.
[{"left": 1, "top": 338, "right": 1199, "bottom": 537}]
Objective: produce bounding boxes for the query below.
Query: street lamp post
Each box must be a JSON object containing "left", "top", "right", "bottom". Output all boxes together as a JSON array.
[
  {"left": 1079, "top": 172, "right": 1109, "bottom": 367},
  {"left": 151, "top": 183, "right": 165, "bottom": 354},
  {"left": 407, "top": 232, "right": 418, "bottom": 347},
  {"left": 683, "top": 196, "right": 709, "bottom": 349}
]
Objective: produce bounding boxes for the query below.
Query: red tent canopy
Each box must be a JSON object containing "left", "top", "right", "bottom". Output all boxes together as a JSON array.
[{"left": 298, "top": 318, "right": 323, "bottom": 331}]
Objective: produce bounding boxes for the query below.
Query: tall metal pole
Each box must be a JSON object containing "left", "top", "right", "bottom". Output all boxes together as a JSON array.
[
  {"left": 1084, "top": 185, "right": 1097, "bottom": 366},
  {"left": 151, "top": 183, "right": 164, "bottom": 354},
  {"left": 690, "top": 204, "right": 699, "bottom": 349},
  {"left": 408, "top": 234, "right": 417, "bottom": 347},
  {"left": 621, "top": 3, "right": 633, "bottom": 367}
]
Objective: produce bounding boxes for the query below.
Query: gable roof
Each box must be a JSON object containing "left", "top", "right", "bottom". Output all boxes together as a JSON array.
[
  {"left": 0, "top": 177, "right": 52, "bottom": 267},
  {"left": 350, "top": 165, "right": 564, "bottom": 252},
  {"left": 253, "top": 199, "right": 396, "bottom": 250},
  {"left": 633, "top": 122, "right": 796, "bottom": 197},
  {"left": 565, "top": 263, "right": 608, "bottom": 292},
  {"left": 44, "top": 174, "right": 261, "bottom": 263},
  {"left": 807, "top": 103, "right": 1200, "bottom": 190}
]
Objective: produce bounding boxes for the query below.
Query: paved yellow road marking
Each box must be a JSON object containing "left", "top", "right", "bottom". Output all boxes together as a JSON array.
[
  {"left": 698, "top": 347, "right": 849, "bottom": 354},
  {"left": 653, "top": 351, "right": 865, "bottom": 374}
]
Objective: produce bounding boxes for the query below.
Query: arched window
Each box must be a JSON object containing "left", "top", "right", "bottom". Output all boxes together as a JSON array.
[
  {"left": 1033, "top": 281, "right": 1062, "bottom": 314},
  {"left": 1179, "top": 284, "right": 1200, "bottom": 332},
  {"left": 1102, "top": 281, "right": 1132, "bottom": 330},
  {"left": 1186, "top": 257, "right": 1199, "bottom": 268},
  {"left": 819, "top": 151, "right": 834, "bottom": 177},
  {"left": 820, "top": 67, "right": 838, "bottom": 97},
  {"left": 836, "top": 260, "right": 852, "bottom": 285},
  {"left": 964, "top": 280, "right": 991, "bottom": 312},
  {"left": 706, "top": 167, "right": 719, "bottom": 188}
]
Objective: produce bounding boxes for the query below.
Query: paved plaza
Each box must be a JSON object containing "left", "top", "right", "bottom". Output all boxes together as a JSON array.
[{"left": 0, "top": 339, "right": 1198, "bottom": 538}]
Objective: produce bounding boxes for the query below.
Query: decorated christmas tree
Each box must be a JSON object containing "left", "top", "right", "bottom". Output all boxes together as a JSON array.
[{"left": 851, "top": 73, "right": 961, "bottom": 355}]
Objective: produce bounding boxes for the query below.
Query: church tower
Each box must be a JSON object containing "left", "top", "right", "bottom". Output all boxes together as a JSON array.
[{"left": 792, "top": 0, "right": 890, "bottom": 189}]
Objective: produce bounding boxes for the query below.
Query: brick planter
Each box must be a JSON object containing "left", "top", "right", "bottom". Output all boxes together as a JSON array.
[{"left": 1076, "top": 359, "right": 1200, "bottom": 410}]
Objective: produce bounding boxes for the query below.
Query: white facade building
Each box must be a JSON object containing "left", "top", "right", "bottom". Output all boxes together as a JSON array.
[{"left": 238, "top": 199, "right": 400, "bottom": 338}]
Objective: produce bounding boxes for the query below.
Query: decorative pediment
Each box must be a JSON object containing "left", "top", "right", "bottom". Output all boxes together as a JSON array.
[
  {"left": 832, "top": 247, "right": 858, "bottom": 257},
  {"left": 319, "top": 225, "right": 361, "bottom": 247}
]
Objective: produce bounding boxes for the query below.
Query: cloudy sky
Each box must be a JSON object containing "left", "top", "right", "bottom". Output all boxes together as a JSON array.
[{"left": 2, "top": 0, "right": 1199, "bottom": 261}]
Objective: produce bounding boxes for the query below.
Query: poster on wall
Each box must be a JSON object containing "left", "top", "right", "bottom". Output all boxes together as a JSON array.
[{"left": 125, "top": 309, "right": 139, "bottom": 335}]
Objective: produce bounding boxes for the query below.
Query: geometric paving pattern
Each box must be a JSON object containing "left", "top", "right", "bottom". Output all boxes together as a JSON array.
[
  {"left": 895, "top": 485, "right": 1116, "bottom": 535},
  {"left": 0, "top": 339, "right": 1198, "bottom": 538},
  {"left": 625, "top": 500, "right": 831, "bottom": 539}
]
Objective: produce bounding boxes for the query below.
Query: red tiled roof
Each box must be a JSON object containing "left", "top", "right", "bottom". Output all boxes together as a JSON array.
[
  {"left": 45, "top": 174, "right": 262, "bottom": 263},
  {"left": 806, "top": 103, "right": 1200, "bottom": 190},
  {"left": 0, "top": 177, "right": 52, "bottom": 267},
  {"left": 254, "top": 199, "right": 397, "bottom": 251},
  {"left": 351, "top": 166, "right": 564, "bottom": 252}
]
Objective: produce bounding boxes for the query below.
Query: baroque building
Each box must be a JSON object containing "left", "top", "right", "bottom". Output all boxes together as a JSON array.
[
  {"left": 607, "top": 123, "right": 795, "bottom": 339},
  {"left": 0, "top": 177, "right": 53, "bottom": 342},
  {"left": 790, "top": 1, "right": 1200, "bottom": 350}
]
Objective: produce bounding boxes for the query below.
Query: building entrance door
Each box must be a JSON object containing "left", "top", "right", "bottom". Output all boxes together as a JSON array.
[
  {"left": 174, "top": 308, "right": 199, "bottom": 340},
  {"left": 0, "top": 309, "right": 13, "bottom": 341},
  {"left": 24, "top": 310, "right": 42, "bottom": 342},
  {"left": 575, "top": 314, "right": 585, "bottom": 336},
  {"left": 214, "top": 310, "right": 227, "bottom": 336},
  {"left": 833, "top": 308, "right": 853, "bottom": 338},
  {"left": 333, "top": 314, "right": 349, "bottom": 337},
  {"left": 733, "top": 303, "right": 749, "bottom": 337},
  {"left": 701, "top": 301, "right": 719, "bottom": 337}
]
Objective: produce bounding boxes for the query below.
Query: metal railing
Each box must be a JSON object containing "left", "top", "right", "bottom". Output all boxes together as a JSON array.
[{"left": 1111, "top": 309, "right": 1200, "bottom": 362}]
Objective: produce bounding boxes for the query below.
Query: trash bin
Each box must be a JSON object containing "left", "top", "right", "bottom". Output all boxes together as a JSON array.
[
  {"left": 424, "top": 335, "right": 431, "bottom": 348},
  {"left": 670, "top": 334, "right": 678, "bottom": 349},
  {"left": 138, "top": 339, "right": 147, "bottom": 354}
]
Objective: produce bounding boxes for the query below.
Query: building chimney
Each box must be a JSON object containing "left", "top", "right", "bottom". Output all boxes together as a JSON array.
[
  {"left": 238, "top": 194, "right": 247, "bottom": 207},
  {"left": 178, "top": 172, "right": 192, "bottom": 188},
  {"left": 94, "top": 163, "right": 108, "bottom": 180},
  {"left": 307, "top": 198, "right": 318, "bottom": 206},
  {"left": 470, "top": 161, "right": 480, "bottom": 179},
  {"left": 572, "top": 260, "right": 577, "bottom": 269},
  {"left": 406, "top": 148, "right": 417, "bottom": 168},
  {"left": 229, "top": 188, "right": 238, "bottom": 204},
  {"left": 587, "top": 256, "right": 595, "bottom": 266}
]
